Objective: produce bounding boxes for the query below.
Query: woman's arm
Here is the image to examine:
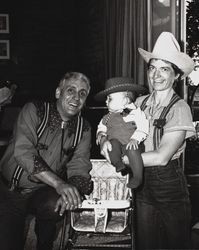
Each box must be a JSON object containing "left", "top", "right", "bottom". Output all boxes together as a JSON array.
[{"left": 142, "top": 130, "right": 186, "bottom": 167}]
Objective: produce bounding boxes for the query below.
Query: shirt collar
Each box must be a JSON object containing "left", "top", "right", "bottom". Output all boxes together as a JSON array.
[
  {"left": 48, "top": 102, "right": 78, "bottom": 133},
  {"left": 146, "top": 89, "right": 175, "bottom": 108}
]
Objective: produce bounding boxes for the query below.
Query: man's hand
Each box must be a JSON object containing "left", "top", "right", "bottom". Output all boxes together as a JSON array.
[
  {"left": 126, "top": 138, "right": 139, "bottom": 150},
  {"left": 100, "top": 138, "right": 112, "bottom": 163},
  {"left": 54, "top": 181, "right": 82, "bottom": 215},
  {"left": 55, "top": 197, "right": 68, "bottom": 216},
  {"left": 54, "top": 196, "right": 79, "bottom": 216},
  {"left": 33, "top": 171, "right": 82, "bottom": 215}
]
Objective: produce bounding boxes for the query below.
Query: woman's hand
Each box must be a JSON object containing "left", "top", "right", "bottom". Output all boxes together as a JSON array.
[{"left": 126, "top": 138, "right": 139, "bottom": 150}]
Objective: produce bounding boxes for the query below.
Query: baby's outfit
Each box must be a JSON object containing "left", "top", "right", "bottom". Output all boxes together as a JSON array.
[{"left": 97, "top": 103, "right": 149, "bottom": 188}]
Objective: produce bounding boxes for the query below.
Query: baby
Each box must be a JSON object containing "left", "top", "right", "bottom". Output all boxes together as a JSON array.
[{"left": 95, "top": 77, "right": 148, "bottom": 189}]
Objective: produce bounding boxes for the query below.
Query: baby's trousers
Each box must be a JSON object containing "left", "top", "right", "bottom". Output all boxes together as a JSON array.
[{"left": 108, "top": 138, "right": 143, "bottom": 179}]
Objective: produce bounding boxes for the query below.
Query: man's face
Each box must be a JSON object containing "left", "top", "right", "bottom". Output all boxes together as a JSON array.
[
  {"left": 147, "top": 59, "right": 179, "bottom": 91},
  {"left": 56, "top": 80, "right": 89, "bottom": 119}
]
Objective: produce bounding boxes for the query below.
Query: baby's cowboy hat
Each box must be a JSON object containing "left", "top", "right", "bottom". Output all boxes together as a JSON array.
[
  {"left": 95, "top": 77, "right": 147, "bottom": 101},
  {"left": 138, "top": 32, "right": 194, "bottom": 78}
]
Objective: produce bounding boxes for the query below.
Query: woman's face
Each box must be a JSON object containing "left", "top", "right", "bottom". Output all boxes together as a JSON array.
[
  {"left": 106, "top": 92, "right": 128, "bottom": 112},
  {"left": 147, "top": 59, "right": 179, "bottom": 92}
]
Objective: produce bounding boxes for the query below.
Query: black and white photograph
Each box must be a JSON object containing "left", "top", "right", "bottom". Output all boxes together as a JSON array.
[{"left": 0, "top": 1, "right": 199, "bottom": 250}]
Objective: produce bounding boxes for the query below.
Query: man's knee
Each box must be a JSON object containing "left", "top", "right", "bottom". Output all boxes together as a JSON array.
[{"left": 30, "top": 186, "right": 60, "bottom": 220}]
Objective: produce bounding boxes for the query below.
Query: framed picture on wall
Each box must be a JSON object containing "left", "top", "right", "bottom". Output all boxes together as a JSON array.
[
  {"left": 0, "top": 40, "right": 10, "bottom": 59},
  {"left": 0, "top": 14, "right": 9, "bottom": 33}
]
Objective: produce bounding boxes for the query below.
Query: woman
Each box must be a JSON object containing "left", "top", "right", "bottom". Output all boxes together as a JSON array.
[{"left": 99, "top": 32, "right": 196, "bottom": 249}]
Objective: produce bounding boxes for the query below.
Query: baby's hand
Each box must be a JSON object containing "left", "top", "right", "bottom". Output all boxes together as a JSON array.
[
  {"left": 126, "top": 139, "right": 139, "bottom": 150},
  {"left": 100, "top": 139, "right": 112, "bottom": 163}
]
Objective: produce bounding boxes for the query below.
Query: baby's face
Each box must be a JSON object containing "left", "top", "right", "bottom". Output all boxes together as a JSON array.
[{"left": 106, "top": 92, "right": 128, "bottom": 112}]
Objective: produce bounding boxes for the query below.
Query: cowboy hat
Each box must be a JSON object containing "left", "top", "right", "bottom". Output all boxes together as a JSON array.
[
  {"left": 95, "top": 77, "right": 147, "bottom": 101},
  {"left": 138, "top": 32, "right": 194, "bottom": 78}
]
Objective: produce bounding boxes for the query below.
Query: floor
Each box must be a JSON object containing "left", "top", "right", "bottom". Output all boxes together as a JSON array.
[{"left": 24, "top": 218, "right": 199, "bottom": 250}]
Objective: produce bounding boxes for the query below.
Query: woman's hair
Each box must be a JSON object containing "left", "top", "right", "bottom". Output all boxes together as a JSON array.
[
  {"left": 58, "top": 72, "right": 91, "bottom": 93},
  {"left": 170, "top": 62, "right": 184, "bottom": 78}
]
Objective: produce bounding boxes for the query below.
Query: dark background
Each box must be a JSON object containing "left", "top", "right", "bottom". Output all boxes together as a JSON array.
[
  {"left": 0, "top": 0, "right": 108, "bottom": 158},
  {"left": 0, "top": 0, "right": 106, "bottom": 106}
]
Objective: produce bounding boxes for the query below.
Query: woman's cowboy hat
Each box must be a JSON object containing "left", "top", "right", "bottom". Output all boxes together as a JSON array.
[
  {"left": 95, "top": 77, "right": 147, "bottom": 101},
  {"left": 138, "top": 32, "right": 194, "bottom": 78}
]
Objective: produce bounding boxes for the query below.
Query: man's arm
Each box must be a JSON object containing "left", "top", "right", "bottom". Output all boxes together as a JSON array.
[
  {"left": 14, "top": 102, "right": 46, "bottom": 172},
  {"left": 34, "top": 170, "right": 82, "bottom": 210},
  {"left": 14, "top": 103, "right": 89, "bottom": 210},
  {"left": 35, "top": 122, "right": 93, "bottom": 210}
]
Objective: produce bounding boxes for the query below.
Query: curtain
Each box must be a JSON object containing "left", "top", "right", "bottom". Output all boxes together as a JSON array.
[{"left": 104, "top": 0, "right": 149, "bottom": 89}]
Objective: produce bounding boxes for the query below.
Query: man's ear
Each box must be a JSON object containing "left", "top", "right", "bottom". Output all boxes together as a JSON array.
[{"left": 55, "top": 87, "right": 61, "bottom": 99}]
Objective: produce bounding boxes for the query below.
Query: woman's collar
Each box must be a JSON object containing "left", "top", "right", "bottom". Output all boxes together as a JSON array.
[{"left": 146, "top": 89, "right": 174, "bottom": 107}]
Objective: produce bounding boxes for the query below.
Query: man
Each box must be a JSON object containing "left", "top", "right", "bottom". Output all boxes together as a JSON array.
[{"left": 0, "top": 72, "right": 93, "bottom": 250}]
